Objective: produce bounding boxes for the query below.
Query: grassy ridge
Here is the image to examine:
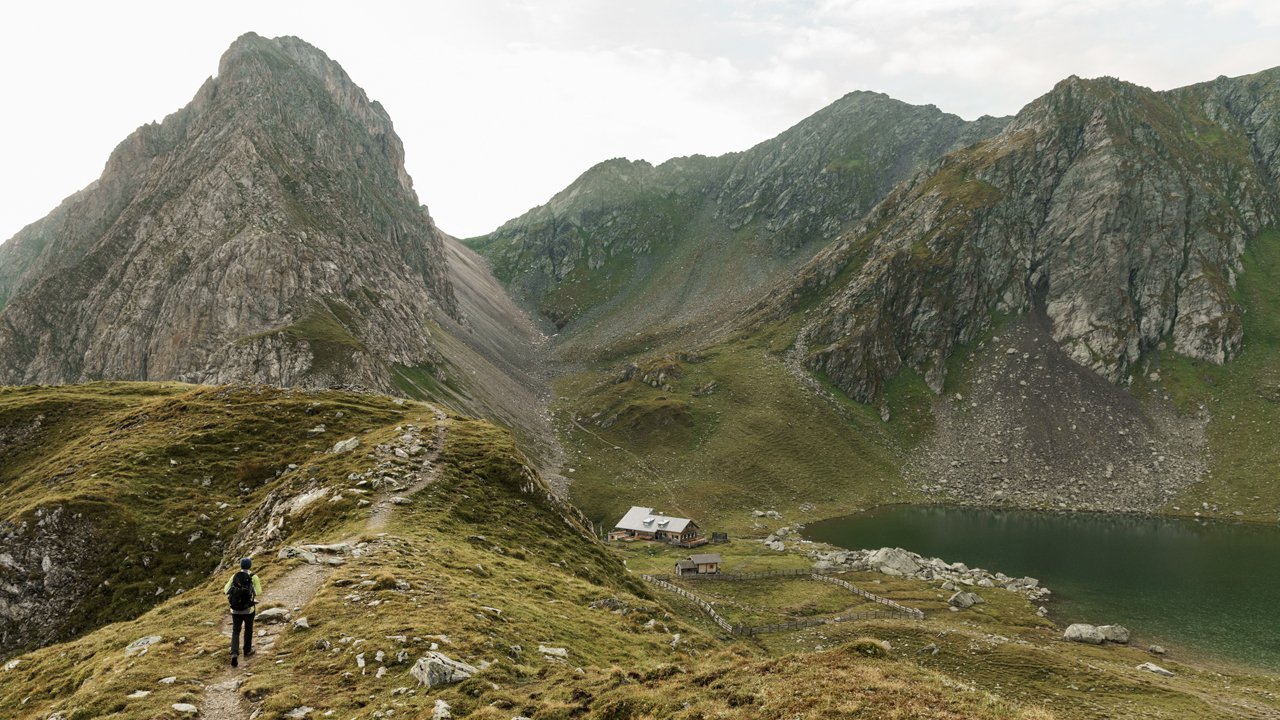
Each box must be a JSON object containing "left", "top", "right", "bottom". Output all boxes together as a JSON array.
[{"left": 0, "top": 383, "right": 412, "bottom": 650}]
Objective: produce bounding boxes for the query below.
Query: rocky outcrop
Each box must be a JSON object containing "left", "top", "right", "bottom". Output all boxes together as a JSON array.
[
  {"left": 768, "top": 68, "right": 1280, "bottom": 402},
  {"left": 0, "top": 506, "right": 101, "bottom": 656},
  {"left": 475, "top": 93, "right": 1007, "bottom": 334},
  {"left": 0, "top": 33, "right": 458, "bottom": 392}
]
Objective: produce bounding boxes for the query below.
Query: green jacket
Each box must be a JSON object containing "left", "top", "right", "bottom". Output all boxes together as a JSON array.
[{"left": 223, "top": 571, "right": 263, "bottom": 615}]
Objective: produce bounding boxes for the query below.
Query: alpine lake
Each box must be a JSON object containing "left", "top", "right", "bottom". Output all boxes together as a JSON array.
[{"left": 804, "top": 505, "right": 1280, "bottom": 671}]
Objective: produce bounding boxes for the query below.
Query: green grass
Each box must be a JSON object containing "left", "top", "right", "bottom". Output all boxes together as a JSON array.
[
  {"left": 559, "top": 331, "right": 931, "bottom": 536},
  {"left": 2, "top": 384, "right": 1279, "bottom": 719}
]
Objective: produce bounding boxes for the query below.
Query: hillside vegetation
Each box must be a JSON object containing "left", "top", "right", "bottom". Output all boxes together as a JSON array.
[{"left": 2, "top": 384, "right": 1278, "bottom": 719}]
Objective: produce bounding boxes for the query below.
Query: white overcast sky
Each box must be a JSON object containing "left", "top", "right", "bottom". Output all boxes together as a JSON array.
[{"left": 0, "top": 1, "right": 1276, "bottom": 242}]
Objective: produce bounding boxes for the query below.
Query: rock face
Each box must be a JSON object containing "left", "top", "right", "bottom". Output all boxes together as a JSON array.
[
  {"left": 768, "top": 69, "right": 1280, "bottom": 403},
  {"left": 0, "top": 33, "right": 458, "bottom": 391},
  {"left": 0, "top": 506, "right": 107, "bottom": 657},
  {"left": 474, "top": 93, "right": 1006, "bottom": 340}
]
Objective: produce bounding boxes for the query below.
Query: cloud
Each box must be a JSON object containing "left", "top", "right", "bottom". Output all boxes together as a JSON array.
[{"left": 0, "top": 0, "right": 1271, "bottom": 241}]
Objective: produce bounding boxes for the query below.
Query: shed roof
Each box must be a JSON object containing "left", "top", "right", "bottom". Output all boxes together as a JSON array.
[
  {"left": 675, "top": 559, "right": 697, "bottom": 569},
  {"left": 613, "top": 506, "right": 692, "bottom": 533},
  {"left": 689, "top": 553, "right": 722, "bottom": 565}
]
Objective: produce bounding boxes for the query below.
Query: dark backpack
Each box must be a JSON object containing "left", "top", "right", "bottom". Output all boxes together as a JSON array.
[{"left": 228, "top": 570, "right": 256, "bottom": 611}]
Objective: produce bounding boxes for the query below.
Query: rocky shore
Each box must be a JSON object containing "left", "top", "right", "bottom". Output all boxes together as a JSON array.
[{"left": 807, "top": 545, "right": 1052, "bottom": 604}]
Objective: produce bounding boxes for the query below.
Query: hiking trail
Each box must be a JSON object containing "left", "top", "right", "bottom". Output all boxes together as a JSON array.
[{"left": 201, "top": 407, "right": 448, "bottom": 720}]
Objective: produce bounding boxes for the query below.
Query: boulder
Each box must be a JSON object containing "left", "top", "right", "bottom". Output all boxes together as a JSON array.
[
  {"left": 538, "top": 644, "right": 569, "bottom": 659},
  {"left": 278, "top": 547, "right": 319, "bottom": 564},
  {"left": 124, "top": 635, "right": 162, "bottom": 657},
  {"left": 1148, "top": 645, "right": 1166, "bottom": 655},
  {"left": 948, "top": 591, "right": 982, "bottom": 609},
  {"left": 1099, "top": 625, "right": 1130, "bottom": 644},
  {"left": 330, "top": 437, "right": 360, "bottom": 454},
  {"left": 432, "top": 699, "right": 452, "bottom": 720},
  {"left": 411, "top": 652, "right": 477, "bottom": 688},
  {"left": 1137, "top": 662, "right": 1174, "bottom": 677},
  {"left": 1064, "top": 624, "right": 1106, "bottom": 644},
  {"left": 867, "top": 548, "right": 920, "bottom": 575},
  {"left": 172, "top": 704, "right": 198, "bottom": 714},
  {"left": 256, "top": 607, "right": 291, "bottom": 623}
]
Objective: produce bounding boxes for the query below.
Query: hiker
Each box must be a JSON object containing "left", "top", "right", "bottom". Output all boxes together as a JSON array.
[{"left": 223, "top": 557, "right": 262, "bottom": 667}]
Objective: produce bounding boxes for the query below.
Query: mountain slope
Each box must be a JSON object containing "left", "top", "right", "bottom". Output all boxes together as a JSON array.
[
  {"left": 472, "top": 93, "right": 1007, "bottom": 356},
  {"left": 767, "top": 70, "right": 1280, "bottom": 403},
  {"left": 0, "top": 33, "right": 458, "bottom": 394}
]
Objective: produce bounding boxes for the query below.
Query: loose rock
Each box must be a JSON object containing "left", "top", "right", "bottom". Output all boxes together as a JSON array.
[
  {"left": 1064, "top": 624, "right": 1106, "bottom": 644},
  {"left": 1137, "top": 662, "right": 1175, "bottom": 677},
  {"left": 411, "top": 652, "right": 477, "bottom": 688},
  {"left": 124, "top": 635, "right": 162, "bottom": 657}
]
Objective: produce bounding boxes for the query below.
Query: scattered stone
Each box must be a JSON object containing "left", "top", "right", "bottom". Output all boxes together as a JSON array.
[
  {"left": 293, "top": 616, "right": 310, "bottom": 630},
  {"left": 390, "top": 496, "right": 411, "bottom": 505},
  {"left": 284, "top": 707, "right": 315, "bottom": 719},
  {"left": 866, "top": 547, "right": 921, "bottom": 576},
  {"left": 278, "top": 547, "right": 320, "bottom": 564},
  {"left": 411, "top": 652, "right": 477, "bottom": 688},
  {"left": 1098, "top": 624, "right": 1130, "bottom": 644},
  {"left": 432, "top": 699, "right": 452, "bottom": 720},
  {"left": 920, "top": 643, "right": 939, "bottom": 655},
  {"left": 127, "top": 690, "right": 151, "bottom": 699},
  {"left": 539, "top": 644, "right": 569, "bottom": 659},
  {"left": 256, "top": 607, "right": 291, "bottom": 623},
  {"left": 330, "top": 437, "right": 360, "bottom": 454},
  {"left": 172, "top": 704, "right": 198, "bottom": 714},
  {"left": 124, "top": 635, "right": 162, "bottom": 657},
  {"left": 159, "top": 676, "right": 177, "bottom": 684},
  {"left": 307, "top": 425, "right": 326, "bottom": 435},
  {"left": 1149, "top": 645, "right": 1167, "bottom": 655},
  {"left": 1064, "top": 624, "right": 1106, "bottom": 644},
  {"left": 1137, "top": 662, "right": 1175, "bottom": 677},
  {"left": 948, "top": 591, "right": 983, "bottom": 609}
]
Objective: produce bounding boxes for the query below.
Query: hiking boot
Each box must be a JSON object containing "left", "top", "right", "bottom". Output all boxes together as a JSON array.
[
  {"left": 231, "top": 655, "right": 238, "bottom": 668},
  {"left": 245, "top": 648, "right": 255, "bottom": 657}
]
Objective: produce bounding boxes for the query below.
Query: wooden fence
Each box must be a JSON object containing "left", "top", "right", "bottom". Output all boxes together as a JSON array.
[
  {"left": 641, "top": 575, "right": 735, "bottom": 633},
  {"left": 809, "top": 573, "right": 925, "bottom": 620},
  {"left": 640, "top": 569, "right": 923, "bottom": 636}
]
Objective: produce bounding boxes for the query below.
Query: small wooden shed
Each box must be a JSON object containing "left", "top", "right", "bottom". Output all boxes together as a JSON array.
[{"left": 675, "top": 553, "right": 722, "bottom": 575}]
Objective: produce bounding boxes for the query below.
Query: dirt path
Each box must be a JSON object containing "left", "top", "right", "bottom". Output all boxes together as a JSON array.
[{"left": 201, "top": 408, "right": 448, "bottom": 720}]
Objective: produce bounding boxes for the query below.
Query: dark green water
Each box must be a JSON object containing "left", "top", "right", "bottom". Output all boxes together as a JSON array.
[{"left": 805, "top": 505, "right": 1280, "bottom": 670}]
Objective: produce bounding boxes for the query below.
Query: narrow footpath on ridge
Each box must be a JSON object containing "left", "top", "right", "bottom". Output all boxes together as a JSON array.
[{"left": 202, "top": 407, "right": 449, "bottom": 720}]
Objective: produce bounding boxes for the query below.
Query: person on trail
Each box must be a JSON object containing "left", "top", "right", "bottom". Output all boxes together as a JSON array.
[{"left": 223, "top": 557, "right": 262, "bottom": 667}]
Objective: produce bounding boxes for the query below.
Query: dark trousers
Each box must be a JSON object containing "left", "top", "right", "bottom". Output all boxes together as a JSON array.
[{"left": 231, "top": 612, "right": 255, "bottom": 657}]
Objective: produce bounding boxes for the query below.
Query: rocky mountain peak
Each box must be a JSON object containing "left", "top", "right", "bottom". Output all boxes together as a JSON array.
[
  {"left": 769, "top": 69, "right": 1280, "bottom": 403},
  {"left": 0, "top": 33, "right": 458, "bottom": 390}
]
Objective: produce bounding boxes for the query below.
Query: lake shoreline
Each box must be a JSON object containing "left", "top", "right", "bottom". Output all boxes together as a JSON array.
[{"left": 802, "top": 503, "right": 1280, "bottom": 672}]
